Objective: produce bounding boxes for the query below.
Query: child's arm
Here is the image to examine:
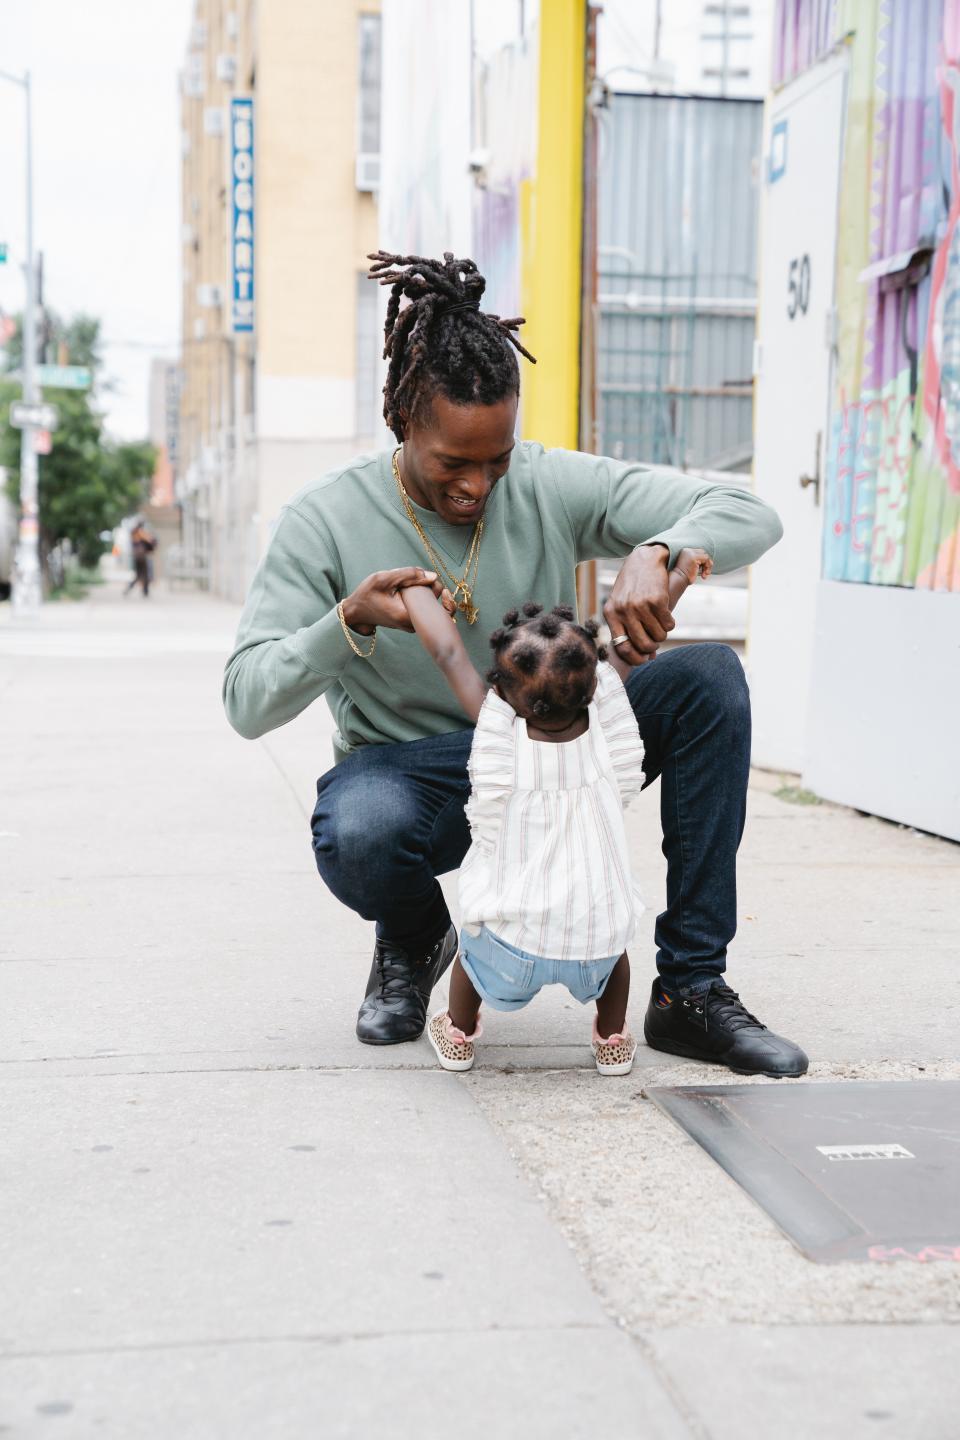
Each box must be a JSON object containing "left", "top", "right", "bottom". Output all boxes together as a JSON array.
[
  {"left": 401, "top": 586, "right": 488, "bottom": 724},
  {"left": 607, "top": 547, "right": 713, "bottom": 681}
]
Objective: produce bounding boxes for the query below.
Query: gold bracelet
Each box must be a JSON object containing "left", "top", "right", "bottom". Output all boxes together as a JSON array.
[{"left": 337, "top": 601, "right": 377, "bottom": 659}]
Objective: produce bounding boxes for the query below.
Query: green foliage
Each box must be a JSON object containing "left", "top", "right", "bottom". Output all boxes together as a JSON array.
[
  {"left": 775, "top": 783, "right": 822, "bottom": 806},
  {"left": 1, "top": 314, "right": 155, "bottom": 572},
  {"left": 1, "top": 310, "right": 104, "bottom": 376},
  {"left": 49, "top": 565, "right": 106, "bottom": 603}
]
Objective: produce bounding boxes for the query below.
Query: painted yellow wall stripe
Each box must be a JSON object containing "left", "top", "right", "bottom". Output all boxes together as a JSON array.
[{"left": 521, "top": 0, "right": 586, "bottom": 451}]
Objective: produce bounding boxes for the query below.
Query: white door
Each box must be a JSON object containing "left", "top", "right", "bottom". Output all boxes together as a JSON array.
[{"left": 749, "top": 52, "right": 848, "bottom": 772}]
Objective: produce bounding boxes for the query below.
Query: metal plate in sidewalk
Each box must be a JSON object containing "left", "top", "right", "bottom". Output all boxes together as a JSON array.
[{"left": 646, "top": 1081, "right": 960, "bottom": 1263}]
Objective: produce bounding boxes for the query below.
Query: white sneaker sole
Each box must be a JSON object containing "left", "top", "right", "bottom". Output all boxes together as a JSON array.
[
  {"left": 428, "top": 1026, "right": 476, "bottom": 1072},
  {"left": 593, "top": 1043, "right": 637, "bottom": 1077}
]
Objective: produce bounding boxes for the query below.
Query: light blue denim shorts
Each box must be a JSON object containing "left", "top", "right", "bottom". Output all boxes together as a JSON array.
[{"left": 459, "top": 925, "right": 621, "bottom": 1012}]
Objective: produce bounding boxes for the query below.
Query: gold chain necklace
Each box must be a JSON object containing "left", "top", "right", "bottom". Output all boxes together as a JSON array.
[{"left": 392, "top": 448, "right": 483, "bottom": 623}]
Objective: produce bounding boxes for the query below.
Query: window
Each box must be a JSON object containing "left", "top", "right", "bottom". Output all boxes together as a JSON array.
[
  {"left": 356, "top": 13, "right": 381, "bottom": 192},
  {"left": 355, "top": 272, "right": 378, "bottom": 438}
]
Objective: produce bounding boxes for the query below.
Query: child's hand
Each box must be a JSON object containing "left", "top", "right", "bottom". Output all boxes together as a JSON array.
[
  {"left": 674, "top": 547, "right": 713, "bottom": 584},
  {"left": 667, "top": 547, "right": 712, "bottom": 609},
  {"left": 400, "top": 585, "right": 458, "bottom": 623}
]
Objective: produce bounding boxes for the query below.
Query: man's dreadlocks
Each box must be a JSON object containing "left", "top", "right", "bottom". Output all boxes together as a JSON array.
[{"left": 367, "top": 250, "right": 536, "bottom": 441}]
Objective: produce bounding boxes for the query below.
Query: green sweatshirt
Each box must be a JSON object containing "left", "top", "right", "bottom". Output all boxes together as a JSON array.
[{"left": 223, "top": 443, "right": 781, "bottom": 754}]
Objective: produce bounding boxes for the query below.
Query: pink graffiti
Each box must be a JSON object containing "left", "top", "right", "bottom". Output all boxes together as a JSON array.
[
  {"left": 921, "top": 62, "right": 960, "bottom": 494},
  {"left": 830, "top": 386, "right": 915, "bottom": 561},
  {"left": 868, "top": 1243, "right": 960, "bottom": 1263}
]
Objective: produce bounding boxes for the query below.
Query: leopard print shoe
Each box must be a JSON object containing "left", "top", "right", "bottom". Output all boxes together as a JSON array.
[
  {"left": 428, "top": 1010, "right": 482, "bottom": 1072},
  {"left": 592, "top": 1020, "right": 637, "bottom": 1076}
]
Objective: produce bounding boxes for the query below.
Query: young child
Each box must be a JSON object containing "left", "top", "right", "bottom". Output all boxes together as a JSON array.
[{"left": 402, "top": 550, "right": 711, "bottom": 1077}]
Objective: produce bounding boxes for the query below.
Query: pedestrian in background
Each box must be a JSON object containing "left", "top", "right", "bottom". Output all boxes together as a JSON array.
[{"left": 125, "top": 521, "right": 156, "bottom": 599}]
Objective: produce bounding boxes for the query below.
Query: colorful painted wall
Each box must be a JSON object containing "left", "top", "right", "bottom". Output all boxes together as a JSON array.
[{"left": 777, "top": 0, "right": 960, "bottom": 591}]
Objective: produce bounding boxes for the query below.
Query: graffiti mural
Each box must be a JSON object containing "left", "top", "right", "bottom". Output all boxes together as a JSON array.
[{"left": 777, "top": 0, "right": 960, "bottom": 591}]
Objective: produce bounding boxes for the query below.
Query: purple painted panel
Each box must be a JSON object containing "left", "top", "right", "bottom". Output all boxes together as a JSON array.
[{"left": 773, "top": 0, "right": 838, "bottom": 85}]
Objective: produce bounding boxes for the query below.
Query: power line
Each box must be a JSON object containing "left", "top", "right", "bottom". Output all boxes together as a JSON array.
[{"left": 103, "top": 337, "right": 179, "bottom": 350}]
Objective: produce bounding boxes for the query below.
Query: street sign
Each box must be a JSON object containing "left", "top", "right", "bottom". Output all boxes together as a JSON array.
[
  {"left": 0, "top": 243, "right": 7, "bottom": 265},
  {"left": 10, "top": 401, "right": 59, "bottom": 431},
  {"left": 36, "top": 363, "right": 91, "bottom": 390}
]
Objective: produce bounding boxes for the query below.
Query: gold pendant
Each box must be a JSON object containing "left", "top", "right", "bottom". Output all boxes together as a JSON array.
[{"left": 454, "top": 584, "right": 479, "bottom": 624}]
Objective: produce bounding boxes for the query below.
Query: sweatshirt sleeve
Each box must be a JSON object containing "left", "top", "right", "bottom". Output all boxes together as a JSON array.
[
  {"left": 545, "top": 448, "right": 783, "bottom": 572},
  {"left": 222, "top": 505, "right": 363, "bottom": 740}
]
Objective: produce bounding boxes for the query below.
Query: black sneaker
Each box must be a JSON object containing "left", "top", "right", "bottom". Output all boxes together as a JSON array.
[
  {"left": 355, "top": 924, "right": 458, "bottom": 1046},
  {"left": 643, "top": 979, "right": 809, "bottom": 1077}
]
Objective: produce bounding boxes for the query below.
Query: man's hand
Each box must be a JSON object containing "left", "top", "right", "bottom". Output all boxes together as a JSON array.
[
  {"left": 603, "top": 544, "right": 675, "bottom": 667},
  {"left": 341, "top": 568, "right": 455, "bottom": 636},
  {"left": 605, "top": 545, "right": 713, "bottom": 666}
]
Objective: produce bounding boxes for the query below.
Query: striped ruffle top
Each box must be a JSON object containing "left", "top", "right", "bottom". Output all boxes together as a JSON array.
[{"left": 459, "top": 662, "right": 646, "bottom": 962}]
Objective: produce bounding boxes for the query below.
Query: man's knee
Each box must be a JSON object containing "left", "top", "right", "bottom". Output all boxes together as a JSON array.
[
  {"left": 311, "top": 767, "right": 419, "bottom": 880},
  {"left": 696, "top": 643, "right": 750, "bottom": 724},
  {"left": 643, "top": 642, "right": 750, "bottom": 729}
]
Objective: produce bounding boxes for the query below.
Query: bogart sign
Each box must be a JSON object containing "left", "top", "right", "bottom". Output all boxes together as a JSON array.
[{"left": 229, "top": 97, "right": 254, "bottom": 334}]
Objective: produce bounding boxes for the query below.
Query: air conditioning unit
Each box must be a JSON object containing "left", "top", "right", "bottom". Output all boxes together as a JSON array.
[
  {"left": 216, "top": 54, "right": 237, "bottom": 84},
  {"left": 197, "top": 284, "right": 224, "bottom": 309},
  {"left": 355, "top": 152, "right": 380, "bottom": 193},
  {"left": 203, "top": 106, "right": 225, "bottom": 137},
  {"left": 182, "top": 52, "right": 205, "bottom": 99}
]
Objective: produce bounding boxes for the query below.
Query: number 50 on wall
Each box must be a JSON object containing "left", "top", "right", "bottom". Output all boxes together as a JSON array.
[{"left": 788, "top": 255, "right": 811, "bottom": 318}]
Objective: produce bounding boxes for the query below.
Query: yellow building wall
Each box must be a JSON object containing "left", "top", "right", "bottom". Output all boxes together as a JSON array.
[
  {"left": 520, "top": 0, "right": 586, "bottom": 452},
  {"left": 256, "top": 0, "right": 379, "bottom": 389}
]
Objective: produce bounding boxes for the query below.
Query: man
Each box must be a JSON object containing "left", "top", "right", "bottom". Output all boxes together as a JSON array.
[{"left": 224, "top": 250, "right": 807, "bottom": 1077}]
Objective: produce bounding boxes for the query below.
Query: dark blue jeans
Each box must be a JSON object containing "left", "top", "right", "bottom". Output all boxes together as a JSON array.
[{"left": 311, "top": 644, "right": 750, "bottom": 997}]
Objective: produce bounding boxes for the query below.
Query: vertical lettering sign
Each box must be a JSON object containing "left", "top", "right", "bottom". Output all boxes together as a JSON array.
[
  {"left": 229, "top": 97, "right": 254, "bottom": 334},
  {"left": 165, "top": 364, "right": 181, "bottom": 479}
]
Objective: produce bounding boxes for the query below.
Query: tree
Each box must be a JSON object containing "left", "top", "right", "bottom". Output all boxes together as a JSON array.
[
  {"left": 1, "top": 313, "right": 156, "bottom": 574},
  {"left": 2, "top": 311, "right": 104, "bottom": 374}
]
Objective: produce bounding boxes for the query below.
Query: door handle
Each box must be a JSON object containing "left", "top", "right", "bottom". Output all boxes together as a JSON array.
[{"left": 799, "top": 430, "right": 821, "bottom": 504}]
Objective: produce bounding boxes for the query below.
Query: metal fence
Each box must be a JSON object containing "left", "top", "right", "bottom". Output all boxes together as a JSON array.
[{"left": 597, "top": 93, "right": 763, "bottom": 472}]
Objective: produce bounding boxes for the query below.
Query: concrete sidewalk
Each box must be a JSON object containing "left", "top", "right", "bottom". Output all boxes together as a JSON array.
[{"left": 1, "top": 578, "right": 958, "bottom": 1438}]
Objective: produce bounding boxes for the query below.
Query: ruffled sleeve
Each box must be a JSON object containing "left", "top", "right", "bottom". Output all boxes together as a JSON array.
[
  {"left": 594, "top": 663, "right": 645, "bottom": 808},
  {"left": 464, "top": 689, "right": 517, "bottom": 849}
]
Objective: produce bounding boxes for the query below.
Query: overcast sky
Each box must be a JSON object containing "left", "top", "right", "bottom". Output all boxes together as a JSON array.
[{"left": 0, "top": 0, "right": 192, "bottom": 439}]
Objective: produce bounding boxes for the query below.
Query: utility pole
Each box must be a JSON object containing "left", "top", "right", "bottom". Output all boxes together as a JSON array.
[
  {"left": 0, "top": 67, "right": 42, "bottom": 617},
  {"left": 701, "top": 3, "right": 753, "bottom": 98}
]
